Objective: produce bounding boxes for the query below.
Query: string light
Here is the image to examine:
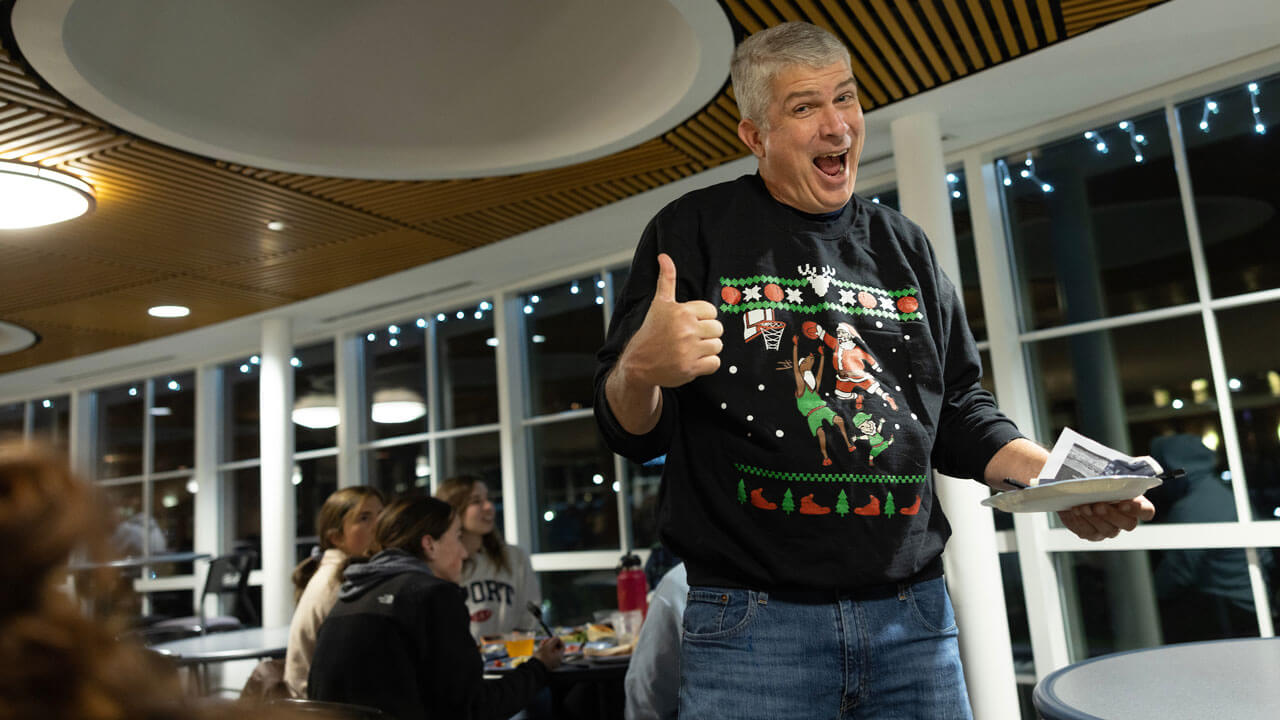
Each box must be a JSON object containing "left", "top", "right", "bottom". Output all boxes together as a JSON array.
[
  {"left": 1118, "top": 120, "right": 1148, "bottom": 162},
  {"left": 871, "top": 196, "right": 881, "bottom": 204},
  {"left": 570, "top": 282, "right": 580, "bottom": 294},
  {"left": 1083, "top": 130, "right": 1109, "bottom": 154},
  {"left": 415, "top": 318, "right": 427, "bottom": 328},
  {"left": 1248, "top": 82, "right": 1265, "bottom": 134},
  {"left": 1199, "top": 98, "right": 1219, "bottom": 132},
  {"left": 995, "top": 159, "right": 1013, "bottom": 187},
  {"left": 945, "top": 172, "right": 961, "bottom": 199},
  {"left": 436, "top": 313, "right": 446, "bottom": 322},
  {"left": 1017, "top": 153, "right": 1053, "bottom": 193}
]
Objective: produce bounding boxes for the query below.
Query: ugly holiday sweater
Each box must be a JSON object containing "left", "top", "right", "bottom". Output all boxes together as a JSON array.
[{"left": 595, "top": 173, "right": 1022, "bottom": 593}]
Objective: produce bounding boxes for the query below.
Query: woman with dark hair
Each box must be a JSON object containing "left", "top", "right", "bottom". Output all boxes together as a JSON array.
[
  {"left": 308, "top": 496, "right": 563, "bottom": 719},
  {"left": 436, "top": 476, "right": 540, "bottom": 640},
  {"left": 284, "top": 486, "right": 385, "bottom": 697}
]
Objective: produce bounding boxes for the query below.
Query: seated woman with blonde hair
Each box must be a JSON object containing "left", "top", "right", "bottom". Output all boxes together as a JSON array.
[
  {"left": 308, "top": 496, "right": 563, "bottom": 719},
  {"left": 284, "top": 485, "right": 384, "bottom": 698}
]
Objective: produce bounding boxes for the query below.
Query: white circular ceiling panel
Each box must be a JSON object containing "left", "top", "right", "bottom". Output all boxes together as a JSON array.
[
  {"left": 14, "top": 0, "right": 732, "bottom": 180},
  {"left": 0, "top": 321, "right": 38, "bottom": 356}
]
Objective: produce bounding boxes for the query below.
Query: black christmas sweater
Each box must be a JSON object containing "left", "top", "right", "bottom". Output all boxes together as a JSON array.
[{"left": 594, "top": 173, "right": 1022, "bottom": 593}]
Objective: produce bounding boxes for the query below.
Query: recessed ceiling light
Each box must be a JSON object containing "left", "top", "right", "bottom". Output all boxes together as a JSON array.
[
  {"left": 266, "top": 220, "right": 286, "bottom": 231},
  {"left": 148, "top": 305, "right": 190, "bottom": 318},
  {"left": 0, "top": 159, "right": 95, "bottom": 229}
]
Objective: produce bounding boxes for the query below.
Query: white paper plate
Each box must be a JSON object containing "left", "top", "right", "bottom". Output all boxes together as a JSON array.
[
  {"left": 585, "top": 653, "right": 632, "bottom": 665},
  {"left": 982, "top": 475, "right": 1162, "bottom": 513}
]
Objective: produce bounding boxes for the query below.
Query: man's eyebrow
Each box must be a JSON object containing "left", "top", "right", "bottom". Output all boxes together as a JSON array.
[{"left": 781, "top": 79, "right": 858, "bottom": 106}]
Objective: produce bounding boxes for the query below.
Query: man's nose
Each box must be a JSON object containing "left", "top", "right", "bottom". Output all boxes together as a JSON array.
[{"left": 818, "top": 104, "right": 849, "bottom": 137}]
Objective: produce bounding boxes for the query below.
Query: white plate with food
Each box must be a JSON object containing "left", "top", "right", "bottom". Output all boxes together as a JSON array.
[{"left": 982, "top": 475, "right": 1163, "bottom": 513}]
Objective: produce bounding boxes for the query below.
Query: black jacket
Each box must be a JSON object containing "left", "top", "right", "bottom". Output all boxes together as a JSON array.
[{"left": 308, "top": 549, "right": 547, "bottom": 719}]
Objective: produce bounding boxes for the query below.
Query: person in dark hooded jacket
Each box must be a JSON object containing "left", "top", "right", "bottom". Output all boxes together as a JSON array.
[{"left": 308, "top": 496, "right": 563, "bottom": 719}]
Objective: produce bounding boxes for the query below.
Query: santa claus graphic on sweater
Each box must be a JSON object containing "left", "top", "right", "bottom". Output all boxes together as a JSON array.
[{"left": 802, "top": 321, "right": 898, "bottom": 411}]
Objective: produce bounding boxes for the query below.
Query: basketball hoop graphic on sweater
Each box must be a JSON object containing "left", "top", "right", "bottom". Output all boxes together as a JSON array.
[{"left": 743, "top": 308, "right": 785, "bottom": 351}]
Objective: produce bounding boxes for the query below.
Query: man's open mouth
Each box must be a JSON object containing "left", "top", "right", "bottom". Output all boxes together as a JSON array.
[{"left": 813, "top": 151, "right": 848, "bottom": 177}]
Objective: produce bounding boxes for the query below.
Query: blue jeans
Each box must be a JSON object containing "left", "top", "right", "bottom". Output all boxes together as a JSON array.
[{"left": 678, "top": 576, "right": 971, "bottom": 719}]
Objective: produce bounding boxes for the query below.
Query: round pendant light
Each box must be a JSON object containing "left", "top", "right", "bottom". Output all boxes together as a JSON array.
[{"left": 0, "top": 159, "right": 96, "bottom": 229}]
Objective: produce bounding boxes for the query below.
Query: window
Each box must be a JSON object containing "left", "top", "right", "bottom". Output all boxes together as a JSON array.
[
  {"left": 539, "top": 568, "right": 617, "bottom": 627},
  {"left": 0, "top": 402, "right": 22, "bottom": 440},
  {"left": 1002, "top": 109, "right": 1194, "bottom": 331},
  {"left": 30, "top": 395, "right": 70, "bottom": 456},
  {"left": 93, "top": 374, "right": 196, "bottom": 577},
  {"left": 1026, "top": 315, "right": 1220, "bottom": 462},
  {"left": 1177, "top": 74, "right": 1280, "bottom": 298},
  {"left": 366, "top": 441, "right": 430, "bottom": 500},
  {"left": 1056, "top": 548, "right": 1269, "bottom": 660},
  {"left": 522, "top": 275, "right": 605, "bottom": 416},
  {"left": 531, "top": 416, "right": 618, "bottom": 552},
  {"left": 1217, "top": 300, "right": 1280, "bottom": 520},
  {"left": 364, "top": 320, "right": 428, "bottom": 441},
  {"left": 224, "top": 356, "right": 261, "bottom": 462},
  {"left": 436, "top": 302, "right": 498, "bottom": 429},
  {"left": 97, "top": 383, "right": 144, "bottom": 479},
  {"left": 153, "top": 375, "right": 194, "bottom": 473},
  {"left": 295, "top": 342, "right": 338, "bottom": 452},
  {"left": 520, "top": 274, "right": 615, "bottom": 553},
  {"left": 358, "top": 301, "right": 499, "bottom": 503}
]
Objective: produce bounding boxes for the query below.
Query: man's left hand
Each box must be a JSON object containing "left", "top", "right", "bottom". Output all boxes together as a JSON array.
[{"left": 1057, "top": 495, "right": 1155, "bottom": 541}]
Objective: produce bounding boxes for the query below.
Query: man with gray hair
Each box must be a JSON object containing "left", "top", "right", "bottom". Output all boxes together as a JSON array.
[{"left": 595, "top": 21, "right": 1151, "bottom": 718}]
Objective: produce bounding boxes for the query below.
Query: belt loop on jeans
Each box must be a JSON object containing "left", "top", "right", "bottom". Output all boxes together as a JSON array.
[
  {"left": 897, "top": 583, "right": 908, "bottom": 601},
  {"left": 757, "top": 592, "right": 768, "bottom": 606}
]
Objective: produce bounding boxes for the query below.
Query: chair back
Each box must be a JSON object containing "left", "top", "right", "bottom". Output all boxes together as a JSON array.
[
  {"left": 199, "top": 552, "right": 257, "bottom": 625},
  {"left": 267, "top": 698, "right": 390, "bottom": 718}
]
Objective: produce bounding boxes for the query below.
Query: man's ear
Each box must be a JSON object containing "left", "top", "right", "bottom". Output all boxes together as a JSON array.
[{"left": 738, "top": 117, "right": 766, "bottom": 158}]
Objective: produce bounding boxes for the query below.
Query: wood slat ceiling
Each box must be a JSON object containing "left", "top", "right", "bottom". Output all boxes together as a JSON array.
[{"left": 0, "top": 0, "right": 1169, "bottom": 375}]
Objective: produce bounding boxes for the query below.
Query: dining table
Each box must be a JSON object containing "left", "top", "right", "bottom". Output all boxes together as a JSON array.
[
  {"left": 1033, "top": 637, "right": 1280, "bottom": 719},
  {"left": 149, "top": 625, "right": 290, "bottom": 695},
  {"left": 487, "top": 653, "right": 630, "bottom": 720}
]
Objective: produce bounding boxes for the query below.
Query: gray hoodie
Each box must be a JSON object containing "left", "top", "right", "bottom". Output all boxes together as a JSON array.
[{"left": 339, "top": 548, "right": 435, "bottom": 601}]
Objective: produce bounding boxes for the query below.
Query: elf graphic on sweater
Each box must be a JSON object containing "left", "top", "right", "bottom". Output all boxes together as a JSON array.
[
  {"left": 850, "top": 412, "right": 895, "bottom": 467},
  {"left": 780, "top": 335, "right": 854, "bottom": 467},
  {"left": 802, "top": 320, "right": 898, "bottom": 411}
]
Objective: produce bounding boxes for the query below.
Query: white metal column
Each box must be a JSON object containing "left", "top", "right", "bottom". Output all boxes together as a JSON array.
[
  {"left": 260, "top": 317, "right": 296, "bottom": 626},
  {"left": 963, "top": 150, "right": 1073, "bottom": 677},
  {"left": 335, "top": 332, "right": 363, "bottom": 489},
  {"left": 193, "top": 363, "right": 222, "bottom": 612},
  {"left": 890, "top": 112, "right": 1019, "bottom": 720},
  {"left": 495, "top": 291, "right": 532, "bottom": 550},
  {"left": 69, "top": 389, "right": 94, "bottom": 479}
]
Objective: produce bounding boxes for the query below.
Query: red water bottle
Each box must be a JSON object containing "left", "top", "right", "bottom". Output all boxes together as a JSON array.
[{"left": 616, "top": 553, "right": 648, "bottom": 618}]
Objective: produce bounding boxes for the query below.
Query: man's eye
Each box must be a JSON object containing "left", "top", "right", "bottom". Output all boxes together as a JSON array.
[
  {"left": 837, "top": 93, "right": 855, "bottom": 103},
  {"left": 793, "top": 104, "right": 810, "bottom": 114}
]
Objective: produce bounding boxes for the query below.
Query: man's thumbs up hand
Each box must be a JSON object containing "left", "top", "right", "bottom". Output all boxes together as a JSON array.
[{"left": 618, "top": 253, "right": 724, "bottom": 388}]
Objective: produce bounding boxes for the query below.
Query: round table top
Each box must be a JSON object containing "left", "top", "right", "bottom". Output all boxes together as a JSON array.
[
  {"left": 149, "top": 626, "right": 290, "bottom": 666},
  {"left": 69, "top": 551, "right": 211, "bottom": 571},
  {"left": 1034, "top": 637, "right": 1280, "bottom": 720}
]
